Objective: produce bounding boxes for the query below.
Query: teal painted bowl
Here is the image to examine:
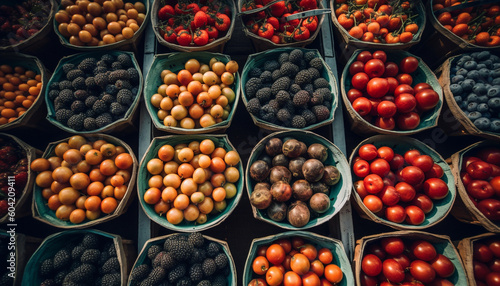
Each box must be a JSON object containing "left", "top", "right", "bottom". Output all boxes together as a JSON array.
[
  {"left": 349, "top": 135, "right": 456, "bottom": 230},
  {"left": 137, "top": 134, "right": 243, "bottom": 231},
  {"left": 341, "top": 49, "right": 443, "bottom": 135},
  {"left": 144, "top": 52, "right": 240, "bottom": 134},
  {"left": 245, "top": 130, "right": 352, "bottom": 230},
  {"left": 243, "top": 231, "right": 354, "bottom": 285}
]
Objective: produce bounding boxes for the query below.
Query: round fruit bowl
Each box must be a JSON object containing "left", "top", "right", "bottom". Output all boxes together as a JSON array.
[
  {"left": 241, "top": 47, "right": 338, "bottom": 131},
  {"left": 32, "top": 134, "right": 138, "bottom": 228},
  {"left": 243, "top": 231, "right": 354, "bottom": 285},
  {"left": 53, "top": 0, "right": 149, "bottom": 51},
  {"left": 45, "top": 51, "right": 142, "bottom": 134},
  {"left": 450, "top": 140, "right": 500, "bottom": 232},
  {"left": 0, "top": 53, "right": 48, "bottom": 131},
  {"left": 128, "top": 233, "right": 236, "bottom": 285},
  {"left": 144, "top": 52, "right": 240, "bottom": 134},
  {"left": 0, "top": 0, "right": 57, "bottom": 53},
  {"left": 151, "top": 0, "right": 236, "bottom": 52},
  {"left": 245, "top": 130, "right": 352, "bottom": 230},
  {"left": 457, "top": 233, "right": 500, "bottom": 286},
  {"left": 355, "top": 231, "right": 467, "bottom": 286},
  {"left": 22, "top": 229, "right": 130, "bottom": 286},
  {"left": 137, "top": 134, "right": 243, "bottom": 232},
  {"left": 349, "top": 135, "right": 456, "bottom": 230},
  {"left": 341, "top": 49, "right": 443, "bottom": 135}
]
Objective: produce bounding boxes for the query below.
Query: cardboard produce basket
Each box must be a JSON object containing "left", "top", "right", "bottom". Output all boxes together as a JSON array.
[
  {"left": 350, "top": 135, "right": 456, "bottom": 230},
  {"left": 245, "top": 130, "right": 352, "bottom": 230},
  {"left": 341, "top": 49, "right": 443, "bottom": 135},
  {"left": 353, "top": 231, "right": 468, "bottom": 286},
  {"left": 457, "top": 233, "right": 499, "bottom": 286},
  {"left": 32, "top": 134, "right": 138, "bottom": 229}
]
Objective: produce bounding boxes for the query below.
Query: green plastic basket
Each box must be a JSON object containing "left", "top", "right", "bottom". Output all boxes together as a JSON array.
[
  {"left": 241, "top": 47, "right": 338, "bottom": 131},
  {"left": 243, "top": 231, "right": 354, "bottom": 285},
  {"left": 22, "top": 229, "right": 129, "bottom": 286},
  {"left": 330, "top": 0, "right": 426, "bottom": 50},
  {"left": 245, "top": 130, "right": 352, "bottom": 230},
  {"left": 128, "top": 233, "right": 236, "bottom": 285},
  {"left": 53, "top": 0, "right": 150, "bottom": 51},
  {"left": 137, "top": 134, "right": 244, "bottom": 232},
  {"left": 354, "top": 231, "right": 468, "bottom": 286},
  {"left": 32, "top": 134, "right": 138, "bottom": 229},
  {"left": 45, "top": 51, "right": 143, "bottom": 134},
  {"left": 341, "top": 49, "right": 443, "bottom": 135},
  {"left": 143, "top": 52, "right": 240, "bottom": 134},
  {"left": 349, "top": 135, "right": 456, "bottom": 230}
]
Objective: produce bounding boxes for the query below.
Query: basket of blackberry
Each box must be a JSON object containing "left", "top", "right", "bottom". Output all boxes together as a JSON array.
[
  {"left": 22, "top": 230, "right": 134, "bottom": 286},
  {"left": 45, "top": 51, "right": 142, "bottom": 134},
  {"left": 128, "top": 232, "right": 236, "bottom": 286},
  {"left": 241, "top": 47, "right": 337, "bottom": 131}
]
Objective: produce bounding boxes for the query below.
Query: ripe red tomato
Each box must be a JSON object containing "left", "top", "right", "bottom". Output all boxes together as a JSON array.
[
  {"left": 266, "top": 244, "right": 286, "bottom": 265},
  {"left": 411, "top": 193, "right": 434, "bottom": 214},
  {"left": 396, "top": 73, "right": 413, "bottom": 85},
  {"left": 283, "top": 271, "right": 302, "bottom": 286},
  {"left": 290, "top": 253, "right": 311, "bottom": 275},
  {"left": 354, "top": 159, "right": 371, "bottom": 178},
  {"left": 369, "top": 99, "right": 382, "bottom": 116},
  {"left": 300, "top": 244, "right": 318, "bottom": 261},
  {"left": 385, "top": 205, "right": 406, "bottom": 223},
  {"left": 350, "top": 61, "right": 365, "bottom": 75},
  {"left": 275, "top": 238, "right": 292, "bottom": 253},
  {"left": 430, "top": 254, "right": 455, "bottom": 278},
  {"left": 377, "top": 147, "right": 395, "bottom": 162},
  {"left": 405, "top": 205, "right": 425, "bottom": 225},
  {"left": 488, "top": 239, "right": 500, "bottom": 258},
  {"left": 388, "top": 253, "right": 411, "bottom": 269},
  {"left": 347, "top": 88, "right": 364, "bottom": 103},
  {"left": 395, "top": 182, "right": 416, "bottom": 202},
  {"left": 404, "top": 150, "right": 421, "bottom": 165},
  {"left": 401, "top": 166, "right": 425, "bottom": 186},
  {"left": 399, "top": 56, "right": 419, "bottom": 74},
  {"left": 410, "top": 260, "right": 436, "bottom": 284},
  {"left": 176, "top": 30, "right": 192, "bottom": 46},
  {"left": 248, "top": 278, "right": 267, "bottom": 286},
  {"left": 370, "top": 159, "right": 391, "bottom": 177},
  {"left": 193, "top": 29, "right": 209, "bottom": 45},
  {"left": 415, "top": 89, "right": 440, "bottom": 111},
  {"left": 411, "top": 240, "right": 437, "bottom": 261},
  {"left": 215, "top": 14, "right": 231, "bottom": 31},
  {"left": 387, "top": 77, "right": 399, "bottom": 94},
  {"left": 474, "top": 260, "right": 491, "bottom": 281},
  {"left": 258, "top": 22, "right": 275, "bottom": 39},
  {"left": 364, "top": 174, "right": 385, "bottom": 194},
  {"left": 364, "top": 59, "right": 385, "bottom": 78},
  {"left": 377, "top": 101, "right": 397, "bottom": 118},
  {"left": 367, "top": 78, "right": 390, "bottom": 98},
  {"left": 414, "top": 83, "right": 433, "bottom": 93},
  {"left": 367, "top": 243, "right": 386, "bottom": 260},
  {"left": 396, "top": 112, "right": 420, "bottom": 130},
  {"left": 486, "top": 272, "right": 500, "bottom": 286},
  {"left": 412, "top": 155, "right": 434, "bottom": 173},
  {"left": 359, "top": 273, "right": 378, "bottom": 286},
  {"left": 389, "top": 154, "right": 405, "bottom": 170},
  {"left": 490, "top": 258, "right": 500, "bottom": 272},
  {"left": 381, "top": 237, "right": 405, "bottom": 256},
  {"left": 353, "top": 97, "right": 372, "bottom": 116},
  {"left": 462, "top": 156, "right": 482, "bottom": 169},
  {"left": 395, "top": 93, "right": 417, "bottom": 113},
  {"left": 383, "top": 62, "right": 399, "bottom": 77},
  {"left": 253, "top": 256, "right": 270, "bottom": 275},
  {"left": 423, "top": 178, "right": 449, "bottom": 200},
  {"left": 293, "top": 26, "right": 311, "bottom": 41},
  {"left": 382, "top": 258, "right": 405, "bottom": 283},
  {"left": 467, "top": 180, "right": 495, "bottom": 200},
  {"left": 364, "top": 195, "right": 383, "bottom": 213},
  {"left": 477, "top": 198, "right": 500, "bottom": 221},
  {"left": 375, "top": 117, "right": 396, "bottom": 130},
  {"left": 394, "top": 84, "right": 414, "bottom": 97},
  {"left": 266, "top": 265, "right": 284, "bottom": 286},
  {"left": 362, "top": 254, "right": 383, "bottom": 277},
  {"left": 467, "top": 161, "right": 493, "bottom": 180},
  {"left": 355, "top": 180, "right": 369, "bottom": 199},
  {"left": 425, "top": 164, "right": 444, "bottom": 179},
  {"left": 379, "top": 186, "right": 400, "bottom": 206},
  {"left": 357, "top": 51, "right": 373, "bottom": 63},
  {"left": 352, "top": 72, "right": 370, "bottom": 90},
  {"left": 359, "top": 144, "right": 378, "bottom": 161},
  {"left": 292, "top": 237, "right": 305, "bottom": 250},
  {"left": 477, "top": 147, "right": 500, "bottom": 165},
  {"left": 474, "top": 243, "right": 494, "bottom": 263}
]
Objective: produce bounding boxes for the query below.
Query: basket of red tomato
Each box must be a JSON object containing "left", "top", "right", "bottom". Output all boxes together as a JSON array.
[
  {"left": 238, "top": 0, "right": 325, "bottom": 51},
  {"left": 355, "top": 231, "right": 467, "bottom": 286},
  {"left": 152, "top": 0, "right": 235, "bottom": 52},
  {"left": 341, "top": 49, "right": 443, "bottom": 135},
  {"left": 457, "top": 233, "right": 500, "bottom": 286},
  {"left": 450, "top": 141, "right": 500, "bottom": 232},
  {"left": 350, "top": 135, "right": 456, "bottom": 230}
]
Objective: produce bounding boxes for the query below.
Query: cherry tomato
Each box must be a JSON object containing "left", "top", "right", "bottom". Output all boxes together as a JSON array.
[
  {"left": 395, "top": 93, "right": 416, "bottom": 113},
  {"left": 474, "top": 243, "right": 494, "bottom": 263},
  {"left": 411, "top": 240, "right": 437, "bottom": 261},
  {"left": 353, "top": 97, "right": 372, "bottom": 116},
  {"left": 267, "top": 244, "right": 286, "bottom": 265},
  {"left": 364, "top": 174, "right": 385, "bottom": 194},
  {"left": 383, "top": 62, "right": 399, "bottom": 77},
  {"left": 389, "top": 154, "right": 405, "bottom": 170},
  {"left": 412, "top": 155, "right": 434, "bottom": 173},
  {"left": 359, "top": 144, "right": 378, "bottom": 161},
  {"left": 372, "top": 51, "right": 387, "bottom": 63},
  {"left": 410, "top": 260, "right": 436, "bottom": 284},
  {"left": 411, "top": 193, "right": 434, "bottom": 214},
  {"left": 361, "top": 254, "right": 383, "bottom": 276},
  {"left": 266, "top": 265, "right": 284, "bottom": 286},
  {"left": 383, "top": 258, "right": 405, "bottom": 283},
  {"left": 415, "top": 89, "right": 439, "bottom": 111},
  {"left": 404, "top": 150, "right": 421, "bottom": 165},
  {"left": 399, "top": 56, "right": 419, "bottom": 74},
  {"left": 414, "top": 83, "right": 433, "bottom": 93},
  {"left": 354, "top": 159, "right": 371, "bottom": 178},
  {"left": 379, "top": 185, "right": 400, "bottom": 206},
  {"left": 396, "top": 73, "right": 413, "bottom": 85},
  {"left": 352, "top": 72, "right": 370, "bottom": 90},
  {"left": 350, "top": 61, "right": 365, "bottom": 75},
  {"left": 394, "top": 84, "right": 414, "bottom": 96},
  {"left": 370, "top": 159, "right": 391, "bottom": 177},
  {"left": 364, "top": 195, "right": 383, "bottom": 213},
  {"left": 347, "top": 88, "right": 364, "bottom": 103},
  {"left": 385, "top": 205, "right": 406, "bottom": 223},
  {"left": 396, "top": 112, "right": 420, "bottom": 130},
  {"left": 377, "top": 100, "right": 397, "bottom": 118},
  {"left": 423, "top": 178, "right": 449, "bottom": 200},
  {"left": 364, "top": 59, "right": 385, "bottom": 78},
  {"left": 367, "top": 78, "right": 390, "bottom": 98},
  {"left": 357, "top": 51, "right": 373, "bottom": 63},
  {"left": 430, "top": 254, "right": 455, "bottom": 278},
  {"left": 381, "top": 237, "right": 405, "bottom": 256},
  {"left": 405, "top": 205, "right": 425, "bottom": 225},
  {"left": 395, "top": 182, "right": 416, "bottom": 202}
]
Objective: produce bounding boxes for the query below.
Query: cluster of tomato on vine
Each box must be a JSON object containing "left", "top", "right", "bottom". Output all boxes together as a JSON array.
[{"left": 157, "top": 0, "right": 232, "bottom": 46}]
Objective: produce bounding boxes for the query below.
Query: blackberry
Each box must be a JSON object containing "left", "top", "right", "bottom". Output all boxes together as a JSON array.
[
  {"left": 101, "top": 54, "right": 114, "bottom": 64},
  {"left": 54, "top": 98, "right": 66, "bottom": 111},
  {"left": 100, "top": 94, "right": 114, "bottom": 105},
  {"left": 127, "top": 68, "right": 140, "bottom": 84},
  {"left": 302, "top": 109, "right": 317, "bottom": 125},
  {"left": 147, "top": 267, "right": 166, "bottom": 285},
  {"left": 161, "top": 252, "right": 176, "bottom": 270},
  {"left": 163, "top": 236, "right": 176, "bottom": 250},
  {"left": 101, "top": 273, "right": 121, "bottom": 286},
  {"left": 80, "top": 234, "right": 101, "bottom": 247},
  {"left": 172, "top": 240, "right": 194, "bottom": 261},
  {"left": 54, "top": 269, "right": 69, "bottom": 285},
  {"left": 206, "top": 242, "right": 220, "bottom": 258},
  {"left": 40, "top": 279, "right": 56, "bottom": 286},
  {"left": 188, "top": 233, "right": 205, "bottom": 248},
  {"left": 147, "top": 245, "right": 162, "bottom": 261},
  {"left": 249, "top": 67, "right": 262, "bottom": 78},
  {"left": 277, "top": 108, "right": 292, "bottom": 122},
  {"left": 177, "top": 277, "right": 192, "bottom": 286},
  {"left": 115, "top": 79, "right": 133, "bottom": 90},
  {"left": 246, "top": 98, "right": 261, "bottom": 115},
  {"left": 85, "top": 96, "right": 99, "bottom": 108},
  {"left": 96, "top": 60, "right": 108, "bottom": 67},
  {"left": 71, "top": 100, "right": 86, "bottom": 113},
  {"left": 105, "top": 84, "right": 119, "bottom": 96},
  {"left": 271, "top": 77, "right": 291, "bottom": 95},
  {"left": 55, "top": 109, "right": 73, "bottom": 123},
  {"left": 81, "top": 249, "right": 100, "bottom": 264},
  {"left": 110, "top": 102, "right": 127, "bottom": 115},
  {"left": 308, "top": 67, "right": 321, "bottom": 80},
  {"left": 53, "top": 248, "right": 71, "bottom": 271},
  {"left": 93, "top": 66, "right": 108, "bottom": 75},
  {"left": 304, "top": 84, "right": 314, "bottom": 96},
  {"left": 58, "top": 89, "right": 74, "bottom": 104},
  {"left": 78, "top": 58, "right": 97, "bottom": 73},
  {"left": 67, "top": 113, "right": 85, "bottom": 131},
  {"left": 313, "top": 78, "right": 329, "bottom": 89},
  {"left": 111, "top": 62, "right": 123, "bottom": 70},
  {"left": 94, "top": 73, "right": 108, "bottom": 88},
  {"left": 271, "top": 69, "right": 282, "bottom": 81},
  {"left": 93, "top": 100, "right": 107, "bottom": 114},
  {"left": 292, "top": 115, "right": 307, "bottom": 128},
  {"left": 245, "top": 78, "right": 262, "bottom": 98},
  {"left": 278, "top": 52, "right": 289, "bottom": 65},
  {"left": 74, "top": 89, "right": 88, "bottom": 100},
  {"left": 197, "top": 281, "right": 211, "bottom": 286},
  {"left": 285, "top": 100, "right": 296, "bottom": 114},
  {"left": 71, "top": 245, "right": 85, "bottom": 261},
  {"left": 39, "top": 258, "right": 54, "bottom": 277},
  {"left": 85, "top": 109, "right": 96, "bottom": 118},
  {"left": 323, "top": 100, "right": 331, "bottom": 108},
  {"left": 201, "top": 259, "right": 216, "bottom": 277},
  {"left": 289, "top": 84, "right": 301, "bottom": 95},
  {"left": 59, "top": 80, "right": 72, "bottom": 90},
  {"left": 275, "top": 90, "right": 291, "bottom": 104},
  {"left": 259, "top": 70, "right": 273, "bottom": 83},
  {"left": 48, "top": 90, "right": 59, "bottom": 101},
  {"left": 117, "top": 54, "right": 133, "bottom": 68},
  {"left": 264, "top": 60, "right": 279, "bottom": 72},
  {"left": 66, "top": 69, "right": 85, "bottom": 81},
  {"left": 315, "top": 87, "right": 332, "bottom": 101},
  {"left": 293, "top": 90, "right": 310, "bottom": 106},
  {"left": 214, "top": 253, "right": 228, "bottom": 270},
  {"left": 189, "top": 264, "right": 204, "bottom": 282},
  {"left": 152, "top": 251, "right": 166, "bottom": 268},
  {"left": 62, "top": 63, "right": 75, "bottom": 74},
  {"left": 101, "top": 257, "right": 120, "bottom": 274},
  {"left": 211, "top": 275, "right": 227, "bottom": 286},
  {"left": 109, "top": 70, "right": 130, "bottom": 83},
  {"left": 262, "top": 104, "right": 278, "bottom": 115},
  {"left": 49, "top": 81, "right": 60, "bottom": 90},
  {"left": 312, "top": 105, "right": 330, "bottom": 121},
  {"left": 304, "top": 51, "right": 317, "bottom": 62},
  {"left": 299, "top": 59, "right": 307, "bottom": 70},
  {"left": 85, "top": 77, "right": 98, "bottom": 90},
  {"left": 117, "top": 89, "right": 134, "bottom": 105},
  {"left": 98, "top": 250, "right": 110, "bottom": 267},
  {"left": 309, "top": 58, "right": 323, "bottom": 70},
  {"left": 190, "top": 248, "right": 207, "bottom": 264},
  {"left": 168, "top": 264, "right": 187, "bottom": 284},
  {"left": 280, "top": 62, "right": 298, "bottom": 77},
  {"left": 129, "top": 264, "right": 150, "bottom": 283},
  {"left": 107, "top": 242, "right": 117, "bottom": 257},
  {"left": 310, "top": 94, "right": 324, "bottom": 105},
  {"left": 260, "top": 110, "right": 276, "bottom": 123},
  {"left": 294, "top": 70, "right": 312, "bottom": 85},
  {"left": 289, "top": 49, "right": 304, "bottom": 64},
  {"left": 66, "top": 263, "right": 96, "bottom": 283},
  {"left": 269, "top": 99, "right": 280, "bottom": 110},
  {"left": 256, "top": 87, "right": 272, "bottom": 103}
]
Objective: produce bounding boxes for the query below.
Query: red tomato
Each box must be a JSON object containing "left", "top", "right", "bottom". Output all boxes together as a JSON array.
[
  {"left": 258, "top": 23, "right": 275, "bottom": 39},
  {"left": 302, "top": 271, "right": 321, "bottom": 286},
  {"left": 176, "top": 30, "right": 192, "bottom": 46},
  {"left": 388, "top": 253, "right": 411, "bottom": 268},
  {"left": 395, "top": 93, "right": 417, "bottom": 113},
  {"left": 318, "top": 248, "right": 333, "bottom": 264},
  {"left": 425, "top": 164, "right": 444, "bottom": 179},
  {"left": 467, "top": 161, "right": 493, "bottom": 180},
  {"left": 467, "top": 180, "right": 495, "bottom": 200},
  {"left": 383, "top": 62, "right": 399, "bottom": 77},
  {"left": 367, "top": 243, "right": 387, "bottom": 260},
  {"left": 355, "top": 180, "right": 369, "bottom": 199},
  {"left": 293, "top": 26, "right": 311, "bottom": 41},
  {"left": 359, "top": 144, "right": 378, "bottom": 161},
  {"left": 303, "top": 16, "right": 318, "bottom": 32},
  {"left": 488, "top": 240, "right": 500, "bottom": 258},
  {"left": 354, "top": 159, "right": 371, "bottom": 178},
  {"left": 193, "top": 29, "right": 209, "bottom": 45},
  {"left": 364, "top": 174, "right": 385, "bottom": 194},
  {"left": 375, "top": 116, "right": 396, "bottom": 130},
  {"left": 215, "top": 14, "right": 231, "bottom": 31},
  {"left": 379, "top": 185, "right": 400, "bottom": 206},
  {"left": 396, "top": 112, "right": 420, "bottom": 130},
  {"left": 404, "top": 150, "right": 421, "bottom": 165},
  {"left": 474, "top": 243, "right": 494, "bottom": 263},
  {"left": 370, "top": 158, "right": 391, "bottom": 177},
  {"left": 474, "top": 261, "right": 491, "bottom": 281},
  {"left": 405, "top": 205, "right": 425, "bottom": 225},
  {"left": 412, "top": 155, "right": 434, "bottom": 173},
  {"left": 253, "top": 256, "right": 270, "bottom": 275},
  {"left": 352, "top": 72, "right": 370, "bottom": 90},
  {"left": 372, "top": 50, "right": 387, "bottom": 63},
  {"left": 290, "top": 253, "right": 311, "bottom": 275},
  {"left": 383, "top": 258, "right": 405, "bottom": 283},
  {"left": 395, "top": 182, "right": 416, "bottom": 202},
  {"left": 347, "top": 88, "right": 364, "bottom": 103},
  {"left": 381, "top": 237, "right": 405, "bottom": 256},
  {"left": 267, "top": 244, "right": 286, "bottom": 265},
  {"left": 394, "top": 84, "right": 414, "bottom": 96},
  {"left": 362, "top": 254, "right": 383, "bottom": 276},
  {"left": 275, "top": 238, "right": 292, "bottom": 253},
  {"left": 411, "top": 240, "right": 437, "bottom": 261},
  {"left": 477, "top": 147, "right": 500, "bottom": 165},
  {"left": 367, "top": 78, "right": 390, "bottom": 98},
  {"left": 364, "top": 195, "right": 383, "bottom": 213},
  {"left": 377, "top": 100, "right": 397, "bottom": 118},
  {"left": 353, "top": 97, "right": 372, "bottom": 116},
  {"left": 430, "top": 254, "right": 455, "bottom": 278},
  {"left": 399, "top": 56, "right": 419, "bottom": 74},
  {"left": 423, "top": 178, "right": 449, "bottom": 200},
  {"left": 364, "top": 59, "right": 386, "bottom": 78},
  {"left": 248, "top": 278, "right": 267, "bottom": 286},
  {"left": 411, "top": 193, "right": 434, "bottom": 214},
  {"left": 415, "top": 89, "right": 439, "bottom": 111},
  {"left": 486, "top": 272, "right": 500, "bottom": 286},
  {"left": 401, "top": 166, "right": 425, "bottom": 186},
  {"left": 410, "top": 260, "right": 436, "bottom": 284},
  {"left": 389, "top": 154, "right": 405, "bottom": 170},
  {"left": 357, "top": 51, "right": 373, "bottom": 63},
  {"left": 292, "top": 237, "right": 305, "bottom": 250},
  {"left": 414, "top": 83, "right": 433, "bottom": 93},
  {"left": 266, "top": 266, "right": 284, "bottom": 286},
  {"left": 377, "top": 147, "right": 395, "bottom": 162},
  {"left": 359, "top": 273, "right": 378, "bottom": 286},
  {"left": 350, "top": 61, "right": 365, "bottom": 75},
  {"left": 396, "top": 73, "right": 413, "bottom": 85},
  {"left": 283, "top": 271, "right": 302, "bottom": 286},
  {"left": 300, "top": 244, "right": 318, "bottom": 261},
  {"left": 385, "top": 205, "right": 406, "bottom": 223}
]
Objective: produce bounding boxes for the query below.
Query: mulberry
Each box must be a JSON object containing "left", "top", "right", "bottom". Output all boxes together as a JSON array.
[
  {"left": 67, "top": 113, "right": 85, "bottom": 131},
  {"left": 264, "top": 60, "right": 279, "bottom": 72},
  {"left": 293, "top": 90, "right": 310, "bottom": 106},
  {"left": 83, "top": 117, "right": 96, "bottom": 131},
  {"left": 245, "top": 78, "right": 262, "bottom": 98},
  {"left": 78, "top": 58, "right": 97, "bottom": 73},
  {"left": 117, "top": 54, "right": 133, "bottom": 68},
  {"left": 66, "top": 69, "right": 85, "bottom": 81},
  {"left": 291, "top": 115, "right": 307, "bottom": 128},
  {"left": 289, "top": 49, "right": 304, "bottom": 64},
  {"left": 271, "top": 77, "right": 291, "bottom": 95},
  {"left": 313, "top": 78, "right": 329, "bottom": 89},
  {"left": 309, "top": 58, "right": 323, "bottom": 70}
]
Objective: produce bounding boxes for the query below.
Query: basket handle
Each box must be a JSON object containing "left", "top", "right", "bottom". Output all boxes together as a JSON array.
[
  {"left": 282, "top": 9, "right": 331, "bottom": 21},
  {"left": 433, "top": 0, "right": 499, "bottom": 15}
]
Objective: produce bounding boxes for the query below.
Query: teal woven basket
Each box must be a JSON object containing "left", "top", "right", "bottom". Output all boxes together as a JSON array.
[
  {"left": 137, "top": 134, "right": 244, "bottom": 231},
  {"left": 241, "top": 47, "right": 338, "bottom": 131},
  {"left": 354, "top": 231, "right": 468, "bottom": 286},
  {"left": 341, "top": 49, "right": 443, "bottom": 135},
  {"left": 45, "top": 51, "right": 143, "bottom": 134},
  {"left": 32, "top": 134, "right": 138, "bottom": 229},
  {"left": 144, "top": 52, "right": 240, "bottom": 134},
  {"left": 128, "top": 233, "right": 236, "bottom": 285},
  {"left": 245, "top": 130, "right": 352, "bottom": 230},
  {"left": 243, "top": 231, "right": 354, "bottom": 285},
  {"left": 53, "top": 0, "right": 149, "bottom": 51},
  {"left": 349, "top": 135, "right": 456, "bottom": 230}
]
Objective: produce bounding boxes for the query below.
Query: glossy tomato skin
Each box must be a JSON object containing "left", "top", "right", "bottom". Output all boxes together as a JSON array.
[
  {"left": 474, "top": 243, "right": 494, "bottom": 263},
  {"left": 405, "top": 205, "right": 425, "bottom": 225},
  {"left": 364, "top": 59, "right": 385, "bottom": 78},
  {"left": 486, "top": 272, "right": 500, "bottom": 286},
  {"left": 362, "top": 254, "right": 383, "bottom": 277},
  {"left": 382, "top": 258, "right": 405, "bottom": 283},
  {"left": 370, "top": 159, "right": 391, "bottom": 177},
  {"left": 410, "top": 260, "right": 436, "bottom": 284},
  {"left": 396, "top": 112, "right": 420, "bottom": 130},
  {"left": 401, "top": 166, "right": 425, "bottom": 186},
  {"left": 474, "top": 260, "right": 491, "bottom": 281},
  {"left": 411, "top": 240, "right": 437, "bottom": 261},
  {"left": 404, "top": 150, "right": 421, "bottom": 165},
  {"left": 353, "top": 97, "right": 372, "bottom": 116},
  {"left": 354, "top": 160, "right": 371, "bottom": 178},
  {"left": 378, "top": 147, "right": 395, "bottom": 162},
  {"left": 375, "top": 117, "right": 396, "bottom": 130},
  {"left": 359, "top": 144, "right": 378, "bottom": 161},
  {"left": 488, "top": 239, "right": 500, "bottom": 257},
  {"left": 355, "top": 180, "right": 369, "bottom": 199},
  {"left": 385, "top": 205, "right": 406, "bottom": 223},
  {"left": 399, "top": 56, "right": 419, "bottom": 74},
  {"left": 389, "top": 154, "right": 405, "bottom": 170},
  {"left": 379, "top": 186, "right": 400, "bottom": 206},
  {"left": 425, "top": 164, "right": 444, "bottom": 179},
  {"left": 377, "top": 101, "right": 397, "bottom": 118},
  {"left": 372, "top": 50, "right": 387, "bottom": 63},
  {"left": 352, "top": 72, "right": 371, "bottom": 90},
  {"left": 266, "top": 244, "right": 286, "bottom": 265},
  {"left": 384, "top": 62, "right": 399, "bottom": 77},
  {"left": 467, "top": 180, "right": 495, "bottom": 200},
  {"left": 347, "top": 88, "right": 364, "bottom": 102},
  {"left": 415, "top": 89, "right": 440, "bottom": 111},
  {"left": 350, "top": 61, "right": 365, "bottom": 75},
  {"left": 423, "top": 178, "right": 449, "bottom": 200},
  {"left": 367, "top": 78, "right": 390, "bottom": 98},
  {"left": 394, "top": 84, "right": 414, "bottom": 97},
  {"left": 414, "top": 83, "right": 433, "bottom": 93},
  {"left": 430, "top": 254, "right": 455, "bottom": 278},
  {"left": 381, "top": 237, "right": 405, "bottom": 256},
  {"left": 395, "top": 93, "right": 417, "bottom": 113},
  {"left": 367, "top": 243, "right": 387, "bottom": 260},
  {"left": 411, "top": 193, "right": 434, "bottom": 214},
  {"left": 364, "top": 174, "right": 385, "bottom": 194},
  {"left": 477, "top": 148, "right": 500, "bottom": 165},
  {"left": 395, "top": 182, "right": 416, "bottom": 202},
  {"left": 364, "top": 195, "right": 384, "bottom": 213},
  {"left": 412, "top": 155, "right": 434, "bottom": 173},
  {"left": 359, "top": 273, "right": 378, "bottom": 286},
  {"left": 467, "top": 161, "right": 493, "bottom": 180},
  {"left": 388, "top": 253, "right": 411, "bottom": 269},
  {"left": 357, "top": 51, "right": 373, "bottom": 63}
]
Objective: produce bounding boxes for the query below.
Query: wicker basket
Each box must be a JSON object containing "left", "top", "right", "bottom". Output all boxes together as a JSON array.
[
  {"left": 0, "top": 53, "right": 48, "bottom": 131},
  {"left": 0, "top": 230, "right": 41, "bottom": 286},
  {"left": 354, "top": 231, "right": 468, "bottom": 286},
  {"left": 457, "top": 233, "right": 499, "bottom": 286},
  {"left": 241, "top": 47, "right": 338, "bottom": 131},
  {"left": 22, "top": 229, "right": 134, "bottom": 286},
  {"left": 0, "top": 0, "right": 58, "bottom": 54},
  {"left": 151, "top": 0, "right": 236, "bottom": 52},
  {"left": 32, "top": 134, "right": 138, "bottom": 229},
  {"left": 45, "top": 51, "right": 143, "bottom": 134},
  {"left": 144, "top": 52, "right": 240, "bottom": 134},
  {"left": 128, "top": 233, "right": 237, "bottom": 285},
  {"left": 349, "top": 135, "right": 456, "bottom": 230},
  {"left": 243, "top": 231, "right": 354, "bottom": 285},
  {"left": 137, "top": 134, "right": 243, "bottom": 232},
  {"left": 341, "top": 49, "right": 443, "bottom": 135},
  {"left": 0, "top": 133, "right": 38, "bottom": 224},
  {"left": 438, "top": 54, "right": 500, "bottom": 140},
  {"left": 245, "top": 130, "right": 352, "bottom": 230},
  {"left": 237, "top": 0, "right": 326, "bottom": 52},
  {"left": 450, "top": 140, "right": 500, "bottom": 232},
  {"left": 53, "top": 0, "right": 150, "bottom": 51}
]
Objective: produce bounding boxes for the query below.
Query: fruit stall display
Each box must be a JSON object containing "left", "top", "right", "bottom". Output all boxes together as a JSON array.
[{"left": 457, "top": 233, "right": 500, "bottom": 286}]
